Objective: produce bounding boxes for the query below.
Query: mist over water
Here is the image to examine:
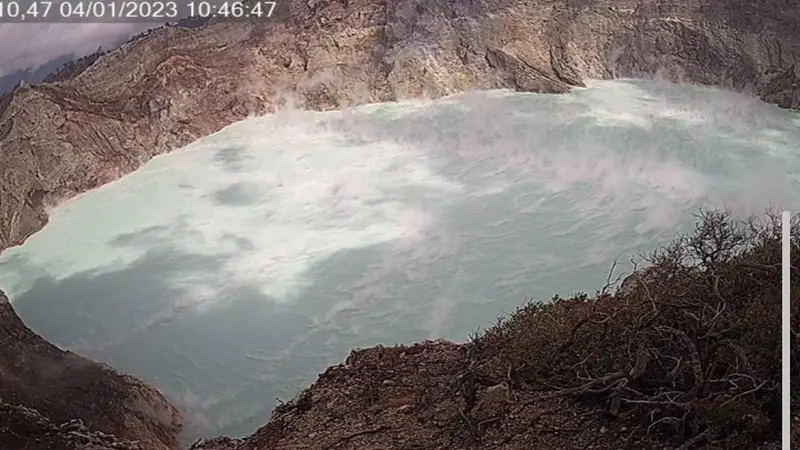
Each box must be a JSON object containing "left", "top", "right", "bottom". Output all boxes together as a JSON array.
[{"left": 1, "top": 79, "right": 798, "bottom": 442}]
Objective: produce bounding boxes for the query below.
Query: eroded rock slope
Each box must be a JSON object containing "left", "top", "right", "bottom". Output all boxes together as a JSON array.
[
  {"left": 0, "top": 291, "right": 183, "bottom": 450},
  {"left": 0, "top": 0, "right": 798, "bottom": 253}
]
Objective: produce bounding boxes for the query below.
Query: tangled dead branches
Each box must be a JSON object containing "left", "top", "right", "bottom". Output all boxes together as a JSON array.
[{"left": 472, "top": 208, "right": 798, "bottom": 449}]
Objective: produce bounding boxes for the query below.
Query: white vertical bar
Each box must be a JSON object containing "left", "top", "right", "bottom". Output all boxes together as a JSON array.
[{"left": 783, "top": 210, "right": 791, "bottom": 450}]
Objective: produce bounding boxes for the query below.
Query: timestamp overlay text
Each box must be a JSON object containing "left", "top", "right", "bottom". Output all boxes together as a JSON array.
[{"left": 0, "top": 0, "right": 286, "bottom": 22}]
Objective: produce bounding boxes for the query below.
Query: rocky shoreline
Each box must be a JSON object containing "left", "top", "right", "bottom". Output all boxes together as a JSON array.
[
  {"left": 0, "top": 0, "right": 798, "bottom": 449},
  {"left": 0, "top": 291, "right": 182, "bottom": 450},
  {"left": 2, "top": 0, "right": 799, "bottom": 256}
]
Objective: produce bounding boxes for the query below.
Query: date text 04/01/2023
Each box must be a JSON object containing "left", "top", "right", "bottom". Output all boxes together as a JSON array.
[{"left": 0, "top": 0, "right": 278, "bottom": 22}]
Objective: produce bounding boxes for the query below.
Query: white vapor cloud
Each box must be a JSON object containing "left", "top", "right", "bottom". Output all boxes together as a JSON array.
[{"left": 0, "top": 23, "right": 156, "bottom": 76}]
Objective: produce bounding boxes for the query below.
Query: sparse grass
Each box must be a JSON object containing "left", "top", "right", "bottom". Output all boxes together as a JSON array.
[{"left": 470, "top": 208, "right": 798, "bottom": 449}]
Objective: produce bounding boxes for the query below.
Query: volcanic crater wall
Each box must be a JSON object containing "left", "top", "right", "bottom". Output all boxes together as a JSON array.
[{"left": 0, "top": 0, "right": 798, "bottom": 448}]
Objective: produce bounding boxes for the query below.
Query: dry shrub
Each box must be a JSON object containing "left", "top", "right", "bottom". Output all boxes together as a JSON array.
[{"left": 473, "top": 208, "right": 799, "bottom": 449}]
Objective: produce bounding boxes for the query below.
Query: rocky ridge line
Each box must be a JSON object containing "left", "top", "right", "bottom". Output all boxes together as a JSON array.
[
  {"left": 0, "top": 0, "right": 798, "bottom": 254},
  {"left": 0, "top": 291, "right": 182, "bottom": 450},
  {"left": 0, "top": 401, "right": 145, "bottom": 450}
]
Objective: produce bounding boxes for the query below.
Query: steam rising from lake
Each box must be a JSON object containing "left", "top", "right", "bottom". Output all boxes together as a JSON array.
[{"left": 1, "top": 79, "right": 798, "bottom": 442}]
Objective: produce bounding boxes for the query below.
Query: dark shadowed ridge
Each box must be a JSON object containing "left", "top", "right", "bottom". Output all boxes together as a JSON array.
[
  {"left": 0, "top": 54, "right": 75, "bottom": 94},
  {"left": 0, "top": 290, "right": 183, "bottom": 450}
]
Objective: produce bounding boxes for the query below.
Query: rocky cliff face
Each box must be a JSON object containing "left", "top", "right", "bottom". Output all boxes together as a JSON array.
[
  {"left": 0, "top": 402, "right": 148, "bottom": 450},
  {"left": 1, "top": 0, "right": 799, "bottom": 255},
  {"left": 0, "top": 0, "right": 798, "bottom": 449},
  {"left": 185, "top": 340, "right": 785, "bottom": 450},
  {"left": 0, "top": 291, "right": 183, "bottom": 449}
]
